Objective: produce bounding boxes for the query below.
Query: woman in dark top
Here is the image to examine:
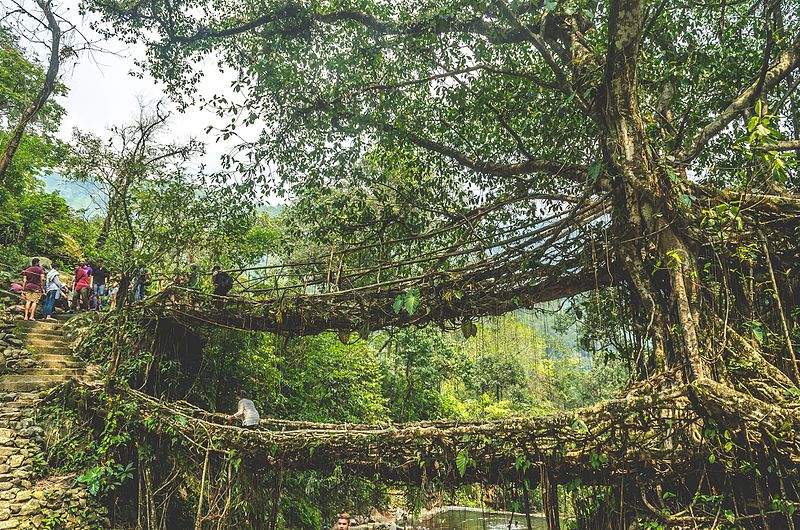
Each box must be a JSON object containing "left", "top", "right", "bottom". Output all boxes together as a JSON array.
[{"left": 22, "top": 258, "right": 46, "bottom": 321}]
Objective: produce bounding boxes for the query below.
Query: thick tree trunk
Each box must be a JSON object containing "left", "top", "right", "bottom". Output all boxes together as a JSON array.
[
  {"left": 0, "top": 0, "right": 61, "bottom": 184},
  {"left": 599, "top": 0, "right": 707, "bottom": 382}
]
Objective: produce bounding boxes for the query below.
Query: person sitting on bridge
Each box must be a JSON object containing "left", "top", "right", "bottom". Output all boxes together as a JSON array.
[
  {"left": 211, "top": 265, "right": 234, "bottom": 297},
  {"left": 226, "top": 390, "right": 260, "bottom": 429},
  {"left": 334, "top": 513, "right": 352, "bottom": 530}
]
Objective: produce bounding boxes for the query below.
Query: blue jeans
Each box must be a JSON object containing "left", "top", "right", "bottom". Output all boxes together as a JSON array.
[
  {"left": 42, "top": 290, "right": 57, "bottom": 318},
  {"left": 134, "top": 283, "right": 145, "bottom": 301},
  {"left": 92, "top": 284, "right": 106, "bottom": 309}
]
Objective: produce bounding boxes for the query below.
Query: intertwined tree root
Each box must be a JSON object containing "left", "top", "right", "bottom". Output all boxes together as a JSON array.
[{"left": 55, "top": 374, "right": 799, "bottom": 486}]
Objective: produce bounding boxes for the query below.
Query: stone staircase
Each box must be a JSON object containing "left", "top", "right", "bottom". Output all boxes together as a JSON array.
[
  {"left": 0, "top": 319, "right": 84, "bottom": 393},
  {"left": 0, "top": 317, "right": 108, "bottom": 529}
]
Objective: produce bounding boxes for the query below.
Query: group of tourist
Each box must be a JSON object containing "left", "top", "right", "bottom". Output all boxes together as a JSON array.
[
  {"left": 19, "top": 258, "right": 116, "bottom": 321},
  {"left": 19, "top": 258, "right": 236, "bottom": 321},
  {"left": 23, "top": 259, "right": 353, "bottom": 528}
]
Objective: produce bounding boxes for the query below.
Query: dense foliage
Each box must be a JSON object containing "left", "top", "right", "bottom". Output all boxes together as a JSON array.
[
  {"left": 0, "top": 27, "right": 91, "bottom": 272},
  {"left": 3, "top": 0, "right": 800, "bottom": 527}
]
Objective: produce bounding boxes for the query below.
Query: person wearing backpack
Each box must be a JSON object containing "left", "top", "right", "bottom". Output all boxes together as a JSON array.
[{"left": 211, "top": 265, "right": 234, "bottom": 297}]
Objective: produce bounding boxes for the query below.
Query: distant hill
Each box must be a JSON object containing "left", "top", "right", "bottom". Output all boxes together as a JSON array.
[
  {"left": 260, "top": 204, "right": 283, "bottom": 217},
  {"left": 40, "top": 172, "right": 103, "bottom": 215},
  {"left": 41, "top": 172, "right": 284, "bottom": 218}
]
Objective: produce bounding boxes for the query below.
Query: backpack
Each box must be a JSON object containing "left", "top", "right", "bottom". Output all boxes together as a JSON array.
[{"left": 217, "top": 271, "right": 234, "bottom": 291}]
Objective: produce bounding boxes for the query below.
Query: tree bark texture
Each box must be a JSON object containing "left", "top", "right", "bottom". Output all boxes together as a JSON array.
[{"left": 0, "top": 0, "right": 61, "bottom": 183}]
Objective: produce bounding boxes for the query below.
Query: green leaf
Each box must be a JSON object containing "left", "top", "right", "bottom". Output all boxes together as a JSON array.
[
  {"left": 724, "top": 509, "right": 735, "bottom": 524},
  {"left": 456, "top": 449, "right": 469, "bottom": 477},
  {"left": 403, "top": 288, "right": 420, "bottom": 315},
  {"left": 750, "top": 321, "right": 764, "bottom": 344},
  {"left": 588, "top": 160, "right": 602, "bottom": 182},
  {"left": 393, "top": 288, "right": 421, "bottom": 315},
  {"left": 392, "top": 295, "right": 405, "bottom": 314}
]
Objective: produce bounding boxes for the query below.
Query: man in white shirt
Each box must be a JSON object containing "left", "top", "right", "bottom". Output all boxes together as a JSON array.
[
  {"left": 42, "top": 263, "right": 66, "bottom": 321},
  {"left": 226, "top": 390, "right": 260, "bottom": 428}
]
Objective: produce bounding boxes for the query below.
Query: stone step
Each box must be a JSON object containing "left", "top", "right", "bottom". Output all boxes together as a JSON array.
[
  {"left": 0, "top": 396, "right": 40, "bottom": 405},
  {"left": 25, "top": 347, "right": 71, "bottom": 356},
  {"left": 0, "top": 392, "right": 42, "bottom": 401},
  {"left": 25, "top": 368, "right": 82, "bottom": 376},
  {"left": 0, "top": 406, "right": 35, "bottom": 415},
  {"left": 15, "top": 320, "right": 64, "bottom": 330},
  {"left": 0, "top": 375, "right": 81, "bottom": 392},
  {"left": 35, "top": 354, "right": 78, "bottom": 363},
  {"left": 27, "top": 348, "right": 72, "bottom": 358},
  {"left": 0, "top": 398, "right": 36, "bottom": 405},
  {"left": 37, "top": 360, "right": 83, "bottom": 369},
  {"left": 0, "top": 374, "right": 76, "bottom": 382},
  {"left": 22, "top": 338, "right": 68, "bottom": 349},
  {"left": 18, "top": 330, "right": 65, "bottom": 341},
  {"left": 14, "top": 325, "right": 63, "bottom": 336},
  {"left": 0, "top": 380, "right": 77, "bottom": 392}
]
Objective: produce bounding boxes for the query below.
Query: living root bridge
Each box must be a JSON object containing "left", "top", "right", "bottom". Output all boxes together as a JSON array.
[
  {"left": 146, "top": 267, "right": 611, "bottom": 336},
  {"left": 55, "top": 378, "right": 800, "bottom": 487}
]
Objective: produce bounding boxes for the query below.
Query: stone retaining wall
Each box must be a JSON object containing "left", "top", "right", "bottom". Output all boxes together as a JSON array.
[
  {"left": 0, "top": 317, "right": 38, "bottom": 377},
  {"left": 0, "top": 392, "right": 110, "bottom": 530}
]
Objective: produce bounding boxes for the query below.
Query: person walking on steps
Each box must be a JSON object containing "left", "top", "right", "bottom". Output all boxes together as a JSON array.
[
  {"left": 226, "top": 390, "right": 260, "bottom": 429},
  {"left": 72, "top": 260, "right": 91, "bottom": 312},
  {"left": 21, "top": 258, "right": 46, "bottom": 321},
  {"left": 42, "top": 263, "right": 67, "bottom": 321},
  {"left": 91, "top": 258, "right": 109, "bottom": 310}
]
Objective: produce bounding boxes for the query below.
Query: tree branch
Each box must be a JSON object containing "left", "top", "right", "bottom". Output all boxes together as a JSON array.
[
  {"left": 0, "top": 0, "right": 61, "bottom": 183},
  {"left": 379, "top": 121, "right": 589, "bottom": 182},
  {"left": 96, "top": 0, "right": 532, "bottom": 46},
  {"left": 675, "top": 32, "right": 800, "bottom": 163},
  {"left": 771, "top": 139, "right": 800, "bottom": 151}
]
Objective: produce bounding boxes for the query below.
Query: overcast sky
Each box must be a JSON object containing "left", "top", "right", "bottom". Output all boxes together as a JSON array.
[{"left": 54, "top": 1, "right": 243, "bottom": 174}]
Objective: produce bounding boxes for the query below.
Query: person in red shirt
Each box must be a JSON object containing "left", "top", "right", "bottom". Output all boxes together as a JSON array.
[
  {"left": 22, "top": 258, "right": 46, "bottom": 321},
  {"left": 71, "top": 259, "right": 92, "bottom": 312}
]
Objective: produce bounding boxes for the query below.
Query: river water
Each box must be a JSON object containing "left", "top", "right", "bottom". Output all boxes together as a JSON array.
[{"left": 420, "top": 508, "right": 548, "bottom": 530}]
